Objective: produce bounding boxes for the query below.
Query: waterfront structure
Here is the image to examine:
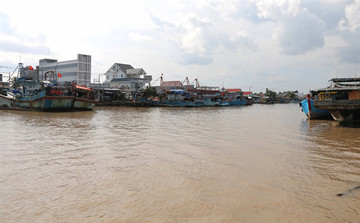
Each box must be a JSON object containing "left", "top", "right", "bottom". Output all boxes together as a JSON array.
[
  {"left": 20, "top": 65, "right": 40, "bottom": 80},
  {"left": 104, "top": 63, "right": 152, "bottom": 93},
  {"left": 0, "top": 75, "right": 10, "bottom": 90},
  {"left": 156, "top": 81, "right": 183, "bottom": 93},
  {"left": 313, "top": 77, "right": 360, "bottom": 123},
  {"left": 39, "top": 54, "right": 91, "bottom": 86},
  {"left": 242, "top": 91, "right": 253, "bottom": 98}
]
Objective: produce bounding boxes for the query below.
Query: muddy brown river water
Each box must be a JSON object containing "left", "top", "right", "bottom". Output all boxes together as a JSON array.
[{"left": 1, "top": 104, "right": 359, "bottom": 222}]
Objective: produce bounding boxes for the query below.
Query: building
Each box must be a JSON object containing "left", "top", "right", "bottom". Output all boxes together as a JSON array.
[
  {"left": 104, "top": 63, "right": 134, "bottom": 82},
  {"left": 19, "top": 64, "right": 40, "bottom": 80},
  {"left": 39, "top": 54, "right": 91, "bottom": 86},
  {"left": 242, "top": 91, "right": 253, "bottom": 97},
  {"left": 104, "top": 63, "right": 152, "bottom": 93},
  {"left": 155, "top": 81, "right": 183, "bottom": 94}
]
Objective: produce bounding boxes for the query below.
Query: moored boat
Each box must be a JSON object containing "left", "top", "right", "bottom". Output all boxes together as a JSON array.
[
  {"left": 312, "top": 78, "right": 360, "bottom": 124},
  {"left": 228, "top": 98, "right": 248, "bottom": 106},
  {"left": 72, "top": 85, "right": 97, "bottom": 110},
  {"left": 0, "top": 78, "right": 97, "bottom": 111},
  {"left": 0, "top": 78, "right": 75, "bottom": 111},
  {"left": 300, "top": 94, "right": 332, "bottom": 119}
]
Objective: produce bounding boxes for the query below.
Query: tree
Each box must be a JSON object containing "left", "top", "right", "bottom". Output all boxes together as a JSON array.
[
  {"left": 265, "top": 88, "right": 276, "bottom": 99},
  {"left": 143, "top": 86, "right": 157, "bottom": 98}
]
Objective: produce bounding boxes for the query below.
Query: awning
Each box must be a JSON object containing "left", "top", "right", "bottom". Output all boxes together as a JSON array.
[{"left": 76, "top": 85, "right": 93, "bottom": 91}]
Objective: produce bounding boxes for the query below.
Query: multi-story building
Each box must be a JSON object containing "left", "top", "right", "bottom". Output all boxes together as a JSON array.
[
  {"left": 104, "top": 63, "right": 134, "bottom": 82},
  {"left": 104, "top": 63, "right": 152, "bottom": 92},
  {"left": 39, "top": 54, "right": 91, "bottom": 86}
]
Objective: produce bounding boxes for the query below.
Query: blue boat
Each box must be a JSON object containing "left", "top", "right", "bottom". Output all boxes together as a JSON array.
[
  {"left": 300, "top": 94, "right": 332, "bottom": 119},
  {"left": 202, "top": 98, "right": 220, "bottom": 106},
  {"left": 137, "top": 85, "right": 250, "bottom": 107},
  {"left": 228, "top": 98, "right": 248, "bottom": 106}
]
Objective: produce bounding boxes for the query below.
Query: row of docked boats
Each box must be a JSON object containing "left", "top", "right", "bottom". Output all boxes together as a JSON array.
[
  {"left": 136, "top": 86, "right": 250, "bottom": 107},
  {"left": 300, "top": 77, "right": 360, "bottom": 124},
  {"left": 0, "top": 77, "right": 96, "bottom": 111}
]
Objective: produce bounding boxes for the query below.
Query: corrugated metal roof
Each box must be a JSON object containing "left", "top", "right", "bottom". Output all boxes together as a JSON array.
[
  {"left": 227, "top": 88, "right": 242, "bottom": 93},
  {"left": 161, "top": 81, "right": 183, "bottom": 87},
  {"left": 330, "top": 77, "right": 360, "bottom": 82},
  {"left": 111, "top": 78, "right": 144, "bottom": 82},
  {"left": 114, "top": 63, "right": 134, "bottom": 73},
  {"left": 242, "top": 91, "right": 252, "bottom": 95},
  {"left": 126, "top": 68, "right": 146, "bottom": 75},
  {"left": 313, "top": 86, "right": 360, "bottom": 92}
]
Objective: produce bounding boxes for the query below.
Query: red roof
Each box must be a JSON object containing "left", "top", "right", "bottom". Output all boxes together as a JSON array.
[
  {"left": 226, "top": 88, "right": 241, "bottom": 93},
  {"left": 242, "top": 91, "right": 252, "bottom": 96}
]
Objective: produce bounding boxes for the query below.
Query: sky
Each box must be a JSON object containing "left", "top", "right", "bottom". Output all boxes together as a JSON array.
[{"left": 1, "top": 0, "right": 360, "bottom": 93}]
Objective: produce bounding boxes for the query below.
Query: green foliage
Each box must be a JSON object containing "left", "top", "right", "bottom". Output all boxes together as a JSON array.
[
  {"left": 265, "top": 88, "right": 277, "bottom": 98},
  {"left": 143, "top": 86, "right": 157, "bottom": 98}
]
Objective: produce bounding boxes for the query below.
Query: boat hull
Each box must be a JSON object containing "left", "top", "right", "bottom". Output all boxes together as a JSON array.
[
  {"left": 314, "top": 100, "right": 360, "bottom": 123},
  {"left": 73, "top": 98, "right": 97, "bottom": 110},
  {"left": 137, "top": 98, "right": 246, "bottom": 107},
  {"left": 300, "top": 98, "right": 332, "bottom": 120},
  {"left": 0, "top": 94, "right": 75, "bottom": 111},
  {"left": 228, "top": 99, "right": 247, "bottom": 106}
]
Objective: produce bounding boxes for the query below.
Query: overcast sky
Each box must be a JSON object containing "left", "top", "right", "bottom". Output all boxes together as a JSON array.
[{"left": 1, "top": 0, "right": 360, "bottom": 93}]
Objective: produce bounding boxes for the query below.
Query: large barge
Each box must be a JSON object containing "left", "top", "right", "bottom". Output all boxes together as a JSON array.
[{"left": 313, "top": 78, "right": 360, "bottom": 124}]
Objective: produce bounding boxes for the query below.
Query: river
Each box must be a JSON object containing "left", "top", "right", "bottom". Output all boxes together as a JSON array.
[{"left": 1, "top": 104, "right": 359, "bottom": 222}]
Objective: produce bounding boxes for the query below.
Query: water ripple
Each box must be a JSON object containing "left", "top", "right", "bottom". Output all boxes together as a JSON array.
[{"left": 1, "top": 105, "right": 359, "bottom": 222}]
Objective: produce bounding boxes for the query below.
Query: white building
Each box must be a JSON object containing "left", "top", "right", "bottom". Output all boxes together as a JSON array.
[
  {"left": 104, "top": 63, "right": 152, "bottom": 92},
  {"left": 39, "top": 54, "right": 91, "bottom": 86},
  {"left": 104, "top": 63, "right": 134, "bottom": 82}
]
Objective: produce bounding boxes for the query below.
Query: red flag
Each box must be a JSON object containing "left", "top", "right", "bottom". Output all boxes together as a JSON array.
[
  {"left": 29, "top": 65, "right": 34, "bottom": 70},
  {"left": 58, "top": 73, "right": 62, "bottom": 78}
]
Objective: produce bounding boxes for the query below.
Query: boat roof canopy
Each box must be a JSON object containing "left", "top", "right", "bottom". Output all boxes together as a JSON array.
[
  {"left": 75, "top": 85, "right": 93, "bottom": 91},
  {"left": 167, "top": 89, "right": 184, "bottom": 94},
  {"left": 312, "top": 86, "right": 360, "bottom": 92},
  {"left": 330, "top": 77, "right": 360, "bottom": 82}
]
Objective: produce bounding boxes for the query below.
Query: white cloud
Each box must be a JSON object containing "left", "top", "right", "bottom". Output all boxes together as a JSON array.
[
  {"left": 1, "top": 0, "right": 360, "bottom": 93},
  {"left": 147, "top": 9, "right": 257, "bottom": 65},
  {"left": 0, "top": 11, "right": 49, "bottom": 67},
  {"left": 256, "top": 0, "right": 301, "bottom": 18},
  {"left": 338, "top": 0, "right": 360, "bottom": 33},
  {"left": 256, "top": 0, "right": 326, "bottom": 55},
  {"left": 128, "top": 32, "right": 153, "bottom": 42}
]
